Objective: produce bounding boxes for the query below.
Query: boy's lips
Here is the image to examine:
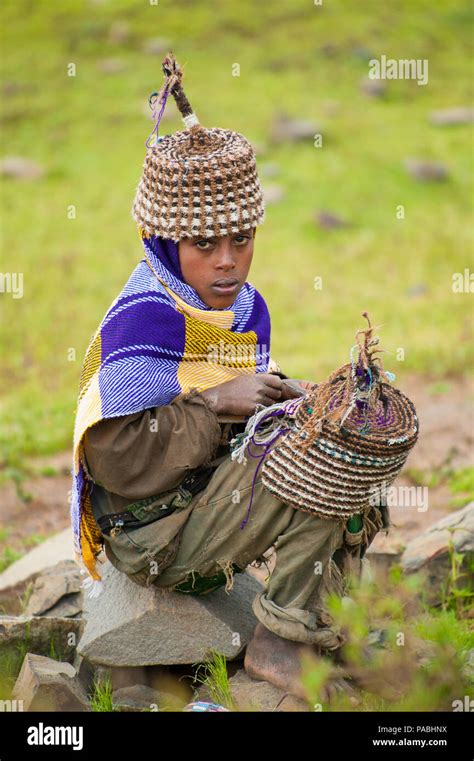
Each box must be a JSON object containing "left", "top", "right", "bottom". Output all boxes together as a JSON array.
[{"left": 210, "top": 278, "right": 240, "bottom": 295}]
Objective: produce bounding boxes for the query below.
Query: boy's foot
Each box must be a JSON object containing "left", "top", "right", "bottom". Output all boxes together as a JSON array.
[
  {"left": 244, "top": 623, "right": 357, "bottom": 703},
  {"left": 244, "top": 623, "right": 311, "bottom": 699}
]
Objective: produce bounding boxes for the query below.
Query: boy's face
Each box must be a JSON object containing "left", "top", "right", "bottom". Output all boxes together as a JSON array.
[{"left": 178, "top": 228, "right": 255, "bottom": 309}]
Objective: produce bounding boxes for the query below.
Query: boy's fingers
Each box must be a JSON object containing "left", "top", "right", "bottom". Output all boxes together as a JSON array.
[
  {"left": 282, "top": 382, "right": 305, "bottom": 399},
  {"left": 288, "top": 378, "right": 317, "bottom": 391},
  {"left": 260, "top": 393, "right": 279, "bottom": 407},
  {"left": 260, "top": 373, "right": 284, "bottom": 389},
  {"left": 263, "top": 384, "right": 283, "bottom": 400}
]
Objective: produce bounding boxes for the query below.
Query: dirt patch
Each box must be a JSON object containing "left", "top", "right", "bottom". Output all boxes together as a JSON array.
[{"left": 0, "top": 452, "right": 72, "bottom": 562}]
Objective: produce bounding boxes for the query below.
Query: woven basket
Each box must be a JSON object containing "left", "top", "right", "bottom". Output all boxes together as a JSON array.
[{"left": 261, "top": 336, "right": 419, "bottom": 521}]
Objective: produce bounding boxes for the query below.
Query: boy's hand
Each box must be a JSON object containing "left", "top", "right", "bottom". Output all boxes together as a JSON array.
[
  {"left": 201, "top": 374, "right": 286, "bottom": 417},
  {"left": 281, "top": 378, "right": 317, "bottom": 398},
  {"left": 201, "top": 375, "right": 317, "bottom": 417}
]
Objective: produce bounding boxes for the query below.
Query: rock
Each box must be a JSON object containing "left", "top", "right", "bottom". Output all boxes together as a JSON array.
[
  {"left": 42, "top": 595, "right": 82, "bottom": 619},
  {"left": 97, "top": 58, "right": 125, "bottom": 75},
  {"left": 263, "top": 58, "right": 291, "bottom": 73},
  {"left": 142, "top": 38, "right": 172, "bottom": 55},
  {"left": 231, "top": 670, "right": 309, "bottom": 712},
  {"left": 0, "top": 156, "right": 44, "bottom": 180},
  {"left": 352, "top": 46, "right": 375, "bottom": 62},
  {"left": 319, "top": 43, "right": 338, "bottom": 58},
  {"left": 429, "top": 107, "right": 474, "bottom": 126},
  {"left": 108, "top": 21, "right": 130, "bottom": 45},
  {"left": 13, "top": 654, "right": 90, "bottom": 711},
  {"left": 271, "top": 113, "right": 322, "bottom": 143},
  {"left": 73, "top": 653, "right": 96, "bottom": 692},
  {"left": 366, "top": 628, "right": 388, "bottom": 649},
  {"left": 315, "top": 210, "right": 348, "bottom": 230},
  {"left": 221, "top": 670, "right": 308, "bottom": 711},
  {"left": 365, "top": 548, "right": 402, "bottom": 578},
  {"left": 23, "top": 560, "right": 82, "bottom": 617},
  {"left": 406, "top": 283, "right": 428, "bottom": 298},
  {"left": 360, "top": 78, "right": 387, "bottom": 98},
  {"left": 263, "top": 184, "right": 285, "bottom": 205},
  {"left": 401, "top": 503, "right": 474, "bottom": 605},
  {"left": 112, "top": 684, "right": 180, "bottom": 712},
  {"left": 0, "top": 528, "right": 75, "bottom": 593},
  {"left": 78, "top": 563, "right": 262, "bottom": 666},
  {"left": 2, "top": 81, "right": 23, "bottom": 97},
  {"left": 0, "top": 615, "right": 82, "bottom": 663},
  {"left": 404, "top": 158, "right": 449, "bottom": 182},
  {"left": 462, "top": 649, "right": 474, "bottom": 682},
  {"left": 93, "top": 665, "right": 151, "bottom": 691}
]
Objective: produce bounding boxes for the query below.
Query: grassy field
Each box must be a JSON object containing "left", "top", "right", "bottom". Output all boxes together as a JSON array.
[{"left": 0, "top": 0, "right": 473, "bottom": 468}]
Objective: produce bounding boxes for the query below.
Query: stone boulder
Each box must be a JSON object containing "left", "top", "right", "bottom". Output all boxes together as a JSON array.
[
  {"left": 112, "top": 684, "right": 182, "bottom": 712},
  {"left": 199, "top": 669, "right": 309, "bottom": 712},
  {"left": 0, "top": 156, "right": 44, "bottom": 180},
  {"left": 404, "top": 158, "right": 449, "bottom": 182},
  {"left": 401, "top": 502, "right": 474, "bottom": 605},
  {"left": 0, "top": 528, "right": 75, "bottom": 594},
  {"left": 12, "top": 654, "right": 90, "bottom": 711},
  {"left": 0, "top": 615, "right": 82, "bottom": 663},
  {"left": 78, "top": 562, "right": 263, "bottom": 667},
  {"left": 429, "top": 107, "right": 474, "bottom": 126},
  {"left": 271, "top": 113, "right": 322, "bottom": 143},
  {"left": 23, "top": 560, "right": 83, "bottom": 618}
]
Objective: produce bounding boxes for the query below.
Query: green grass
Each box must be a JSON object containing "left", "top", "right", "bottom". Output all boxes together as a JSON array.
[
  {"left": 406, "top": 464, "right": 474, "bottom": 508},
  {"left": 0, "top": 0, "right": 473, "bottom": 467},
  {"left": 0, "top": 547, "right": 22, "bottom": 573},
  {"left": 89, "top": 672, "right": 115, "bottom": 712},
  {"left": 0, "top": 532, "right": 49, "bottom": 574},
  {"left": 192, "top": 651, "right": 235, "bottom": 709},
  {"left": 300, "top": 567, "right": 474, "bottom": 711},
  {"left": 449, "top": 466, "right": 474, "bottom": 497},
  {"left": 0, "top": 619, "right": 31, "bottom": 699}
]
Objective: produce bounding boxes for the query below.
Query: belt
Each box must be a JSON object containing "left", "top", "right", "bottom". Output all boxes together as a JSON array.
[
  {"left": 98, "top": 464, "right": 218, "bottom": 538},
  {"left": 98, "top": 505, "right": 177, "bottom": 537}
]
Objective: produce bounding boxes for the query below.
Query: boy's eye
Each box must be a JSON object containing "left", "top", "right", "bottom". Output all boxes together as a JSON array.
[
  {"left": 194, "top": 233, "right": 249, "bottom": 250},
  {"left": 234, "top": 234, "right": 250, "bottom": 245},
  {"left": 195, "top": 239, "right": 213, "bottom": 250}
]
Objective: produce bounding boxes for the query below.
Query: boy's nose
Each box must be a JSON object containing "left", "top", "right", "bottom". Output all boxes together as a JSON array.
[{"left": 215, "top": 239, "right": 235, "bottom": 270}]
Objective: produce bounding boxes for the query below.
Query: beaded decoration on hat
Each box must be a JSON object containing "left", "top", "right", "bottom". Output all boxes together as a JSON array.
[
  {"left": 132, "top": 52, "right": 265, "bottom": 242},
  {"left": 230, "top": 313, "right": 419, "bottom": 526}
]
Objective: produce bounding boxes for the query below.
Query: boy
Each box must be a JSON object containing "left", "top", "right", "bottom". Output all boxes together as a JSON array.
[{"left": 72, "top": 54, "right": 363, "bottom": 699}]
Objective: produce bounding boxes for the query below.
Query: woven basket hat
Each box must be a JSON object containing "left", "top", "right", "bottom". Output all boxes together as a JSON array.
[
  {"left": 260, "top": 313, "right": 419, "bottom": 521},
  {"left": 132, "top": 53, "right": 265, "bottom": 242}
]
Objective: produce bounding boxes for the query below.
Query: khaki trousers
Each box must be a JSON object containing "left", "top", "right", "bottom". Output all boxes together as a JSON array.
[{"left": 102, "top": 441, "right": 352, "bottom": 647}]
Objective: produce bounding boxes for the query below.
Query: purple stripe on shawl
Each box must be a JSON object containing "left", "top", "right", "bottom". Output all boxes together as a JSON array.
[
  {"left": 142, "top": 235, "right": 183, "bottom": 280},
  {"left": 100, "top": 299, "right": 186, "bottom": 366},
  {"left": 104, "top": 290, "right": 170, "bottom": 320},
  {"left": 239, "top": 288, "right": 271, "bottom": 368},
  {"left": 102, "top": 347, "right": 185, "bottom": 365},
  {"left": 99, "top": 359, "right": 183, "bottom": 416}
]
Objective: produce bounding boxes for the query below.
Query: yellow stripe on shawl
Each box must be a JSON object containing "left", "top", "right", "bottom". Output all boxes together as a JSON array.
[
  {"left": 161, "top": 280, "right": 263, "bottom": 393},
  {"left": 80, "top": 486, "right": 102, "bottom": 581},
  {"left": 177, "top": 311, "right": 258, "bottom": 393},
  {"left": 73, "top": 373, "right": 103, "bottom": 469},
  {"left": 161, "top": 282, "right": 236, "bottom": 329},
  {"left": 73, "top": 331, "right": 104, "bottom": 580}
]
